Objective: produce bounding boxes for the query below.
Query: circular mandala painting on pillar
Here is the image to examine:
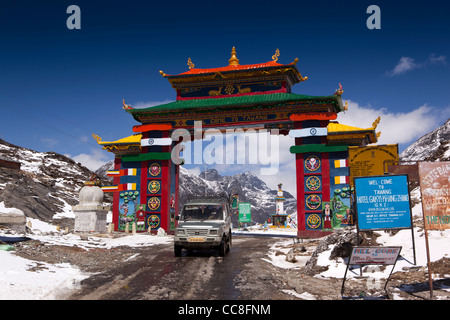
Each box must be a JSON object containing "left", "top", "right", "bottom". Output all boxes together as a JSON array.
[
  {"left": 306, "top": 194, "right": 322, "bottom": 210},
  {"left": 307, "top": 214, "right": 321, "bottom": 229},
  {"left": 306, "top": 176, "right": 321, "bottom": 191},
  {"left": 304, "top": 156, "right": 321, "bottom": 172}
]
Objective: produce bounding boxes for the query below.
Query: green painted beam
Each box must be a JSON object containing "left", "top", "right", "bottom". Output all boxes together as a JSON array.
[
  {"left": 121, "top": 152, "right": 172, "bottom": 162},
  {"left": 290, "top": 144, "right": 348, "bottom": 154},
  {"left": 127, "top": 93, "right": 343, "bottom": 113}
]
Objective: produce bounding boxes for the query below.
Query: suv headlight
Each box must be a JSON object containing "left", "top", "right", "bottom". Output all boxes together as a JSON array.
[
  {"left": 177, "top": 229, "right": 185, "bottom": 235},
  {"left": 209, "top": 229, "right": 218, "bottom": 235}
]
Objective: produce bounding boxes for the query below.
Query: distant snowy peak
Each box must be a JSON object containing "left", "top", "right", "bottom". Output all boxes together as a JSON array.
[
  {"left": 95, "top": 160, "right": 114, "bottom": 182},
  {"left": 179, "top": 167, "right": 296, "bottom": 224},
  {"left": 400, "top": 118, "right": 450, "bottom": 162}
]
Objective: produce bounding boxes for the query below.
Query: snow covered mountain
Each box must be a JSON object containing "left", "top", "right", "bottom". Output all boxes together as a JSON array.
[
  {"left": 400, "top": 118, "right": 450, "bottom": 162},
  {"left": 0, "top": 139, "right": 110, "bottom": 226},
  {"left": 179, "top": 167, "right": 297, "bottom": 225}
]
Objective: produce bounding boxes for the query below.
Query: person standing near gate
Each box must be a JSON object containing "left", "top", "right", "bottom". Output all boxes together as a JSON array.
[{"left": 322, "top": 203, "right": 333, "bottom": 230}]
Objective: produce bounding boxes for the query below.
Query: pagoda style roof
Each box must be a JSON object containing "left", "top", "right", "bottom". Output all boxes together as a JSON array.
[
  {"left": 127, "top": 92, "right": 346, "bottom": 128},
  {"left": 163, "top": 59, "right": 306, "bottom": 85},
  {"left": 120, "top": 48, "right": 350, "bottom": 130},
  {"left": 92, "top": 133, "right": 142, "bottom": 155},
  {"left": 159, "top": 47, "right": 308, "bottom": 96},
  {"left": 174, "top": 60, "right": 293, "bottom": 76},
  {"left": 327, "top": 118, "right": 380, "bottom": 145}
]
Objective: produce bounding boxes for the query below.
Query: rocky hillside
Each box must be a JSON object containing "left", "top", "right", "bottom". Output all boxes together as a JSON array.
[
  {"left": 0, "top": 139, "right": 110, "bottom": 225},
  {"left": 400, "top": 118, "right": 450, "bottom": 162}
]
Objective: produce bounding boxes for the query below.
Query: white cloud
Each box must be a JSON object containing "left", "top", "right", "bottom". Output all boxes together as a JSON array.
[
  {"left": 132, "top": 100, "right": 174, "bottom": 109},
  {"left": 386, "top": 54, "right": 447, "bottom": 76},
  {"left": 387, "top": 56, "right": 418, "bottom": 76},
  {"left": 79, "top": 135, "right": 89, "bottom": 143},
  {"left": 254, "top": 137, "right": 297, "bottom": 196},
  {"left": 428, "top": 53, "right": 447, "bottom": 65},
  {"left": 337, "top": 100, "right": 443, "bottom": 145},
  {"left": 71, "top": 149, "right": 113, "bottom": 171}
]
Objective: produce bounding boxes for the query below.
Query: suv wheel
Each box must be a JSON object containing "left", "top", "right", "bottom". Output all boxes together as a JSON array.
[
  {"left": 218, "top": 236, "right": 227, "bottom": 257},
  {"left": 174, "top": 244, "right": 182, "bottom": 257}
]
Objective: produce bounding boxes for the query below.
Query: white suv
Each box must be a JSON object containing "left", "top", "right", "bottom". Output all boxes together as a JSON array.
[{"left": 174, "top": 196, "right": 232, "bottom": 257}]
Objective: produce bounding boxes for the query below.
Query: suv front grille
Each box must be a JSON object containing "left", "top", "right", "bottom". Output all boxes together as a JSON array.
[{"left": 186, "top": 229, "right": 208, "bottom": 236}]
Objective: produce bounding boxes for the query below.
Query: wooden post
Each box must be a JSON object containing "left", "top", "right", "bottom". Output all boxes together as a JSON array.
[{"left": 423, "top": 228, "right": 434, "bottom": 299}]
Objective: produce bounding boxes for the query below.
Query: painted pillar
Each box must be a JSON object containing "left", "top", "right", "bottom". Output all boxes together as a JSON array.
[
  {"left": 112, "top": 157, "right": 121, "bottom": 230},
  {"left": 294, "top": 121, "right": 305, "bottom": 233},
  {"left": 109, "top": 123, "right": 178, "bottom": 234},
  {"left": 142, "top": 130, "right": 175, "bottom": 233},
  {"left": 292, "top": 117, "right": 334, "bottom": 238}
]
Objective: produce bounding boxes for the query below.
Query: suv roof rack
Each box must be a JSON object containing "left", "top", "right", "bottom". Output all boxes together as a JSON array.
[{"left": 186, "top": 193, "right": 230, "bottom": 203}]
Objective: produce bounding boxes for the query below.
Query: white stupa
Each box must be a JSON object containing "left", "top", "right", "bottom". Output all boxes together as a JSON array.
[{"left": 275, "top": 183, "right": 286, "bottom": 215}]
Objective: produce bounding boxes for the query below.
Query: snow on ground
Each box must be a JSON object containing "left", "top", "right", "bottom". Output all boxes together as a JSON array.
[
  {"left": 0, "top": 218, "right": 173, "bottom": 300},
  {"left": 261, "top": 225, "right": 450, "bottom": 279},
  {"left": 0, "top": 250, "right": 87, "bottom": 300},
  {"left": 1, "top": 194, "right": 449, "bottom": 300},
  {"left": 260, "top": 207, "right": 450, "bottom": 299},
  {"left": 0, "top": 201, "right": 25, "bottom": 216},
  {"left": 254, "top": 193, "right": 450, "bottom": 297},
  {"left": 235, "top": 226, "right": 308, "bottom": 270}
]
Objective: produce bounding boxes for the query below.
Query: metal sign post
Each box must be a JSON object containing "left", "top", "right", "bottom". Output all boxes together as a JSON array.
[
  {"left": 341, "top": 246, "right": 402, "bottom": 299},
  {"left": 354, "top": 174, "right": 416, "bottom": 265},
  {"left": 418, "top": 161, "right": 450, "bottom": 299}
]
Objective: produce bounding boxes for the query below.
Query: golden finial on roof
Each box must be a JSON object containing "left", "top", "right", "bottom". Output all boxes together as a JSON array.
[
  {"left": 372, "top": 116, "right": 381, "bottom": 129},
  {"left": 228, "top": 46, "right": 239, "bottom": 66},
  {"left": 159, "top": 70, "right": 166, "bottom": 77},
  {"left": 344, "top": 100, "right": 349, "bottom": 111},
  {"left": 272, "top": 48, "right": 280, "bottom": 62},
  {"left": 334, "top": 83, "right": 343, "bottom": 96},
  {"left": 92, "top": 133, "right": 102, "bottom": 144},
  {"left": 187, "top": 57, "right": 195, "bottom": 70},
  {"left": 122, "top": 99, "right": 133, "bottom": 110}
]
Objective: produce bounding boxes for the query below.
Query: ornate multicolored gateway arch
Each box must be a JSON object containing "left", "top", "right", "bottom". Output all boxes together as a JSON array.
[{"left": 94, "top": 48, "right": 380, "bottom": 238}]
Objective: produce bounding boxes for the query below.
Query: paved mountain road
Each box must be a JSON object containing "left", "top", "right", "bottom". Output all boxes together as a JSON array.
[{"left": 67, "top": 235, "right": 298, "bottom": 300}]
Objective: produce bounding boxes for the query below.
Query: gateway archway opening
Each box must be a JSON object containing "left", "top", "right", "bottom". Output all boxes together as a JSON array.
[{"left": 95, "top": 47, "right": 379, "bottom": 238}]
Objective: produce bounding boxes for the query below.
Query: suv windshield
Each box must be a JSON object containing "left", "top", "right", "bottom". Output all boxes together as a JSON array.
[{"left": 182, "top": 204, "right": 224, "bottom": 221}]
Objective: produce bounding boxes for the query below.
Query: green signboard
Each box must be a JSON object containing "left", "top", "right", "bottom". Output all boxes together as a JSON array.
[{"left": 238, "top": 202, "right": 251, "bottom": 223}]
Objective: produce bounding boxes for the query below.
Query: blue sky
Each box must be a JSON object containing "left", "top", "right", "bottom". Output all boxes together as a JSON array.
[{"left": 0, "top": 0, "right": 449, "bottom": 193}]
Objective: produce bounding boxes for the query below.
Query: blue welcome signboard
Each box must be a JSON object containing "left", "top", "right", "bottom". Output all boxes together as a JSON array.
[{"left": 354, "top": 175, "right": 412, "bottom": 231}]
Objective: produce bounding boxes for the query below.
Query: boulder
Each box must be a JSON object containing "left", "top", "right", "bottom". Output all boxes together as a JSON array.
[{"left": 304, "top": 228, "right": 361, "bottom": 275}]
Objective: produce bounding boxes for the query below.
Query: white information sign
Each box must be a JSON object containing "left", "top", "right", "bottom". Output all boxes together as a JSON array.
[{"left": 349, "top": 246, "right": 402, "bottom": 265}]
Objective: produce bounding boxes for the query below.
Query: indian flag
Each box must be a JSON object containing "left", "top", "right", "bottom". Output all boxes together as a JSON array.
[
  {"left": 334, "top": 159, "right": 348, "bottom": 168},
  {"left": 107, "top": 169, "right": 137, "bottom": 177},
  {"left": 334, "top": 176, "right": 350, "bottom": 184}
]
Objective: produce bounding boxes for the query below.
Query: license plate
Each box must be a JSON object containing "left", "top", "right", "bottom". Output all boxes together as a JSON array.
[{"left": 188, "top": 237, "right": 205, "bottom": 242}]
